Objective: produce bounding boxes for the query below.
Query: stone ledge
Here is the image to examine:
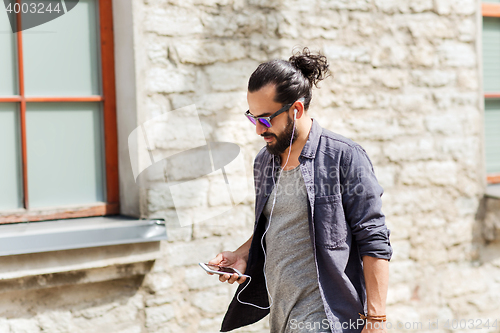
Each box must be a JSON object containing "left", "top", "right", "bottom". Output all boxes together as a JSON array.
[
  {"left": 0, "top": 242, "right": 161, "bottom": 292},
  {"left": 0, "top": 261, "right": 154, "bottom": 293}
]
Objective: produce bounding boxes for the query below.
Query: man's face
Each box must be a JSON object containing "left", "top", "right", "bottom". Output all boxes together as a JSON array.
[{"left": 247, "top": 85, "right": 298, "bottom": 156}]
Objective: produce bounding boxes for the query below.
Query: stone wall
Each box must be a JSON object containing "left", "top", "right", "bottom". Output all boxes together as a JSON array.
[
  {"left": 140, "top": 0, "right": 500, "bottom": 331},
  {"left": 1, "top": 0, "right": 499, "bottom": 332}
]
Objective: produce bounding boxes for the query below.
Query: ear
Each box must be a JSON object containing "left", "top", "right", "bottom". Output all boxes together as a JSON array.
[{"left": 293, "top": 100, "right": 305, "bottom": 119}]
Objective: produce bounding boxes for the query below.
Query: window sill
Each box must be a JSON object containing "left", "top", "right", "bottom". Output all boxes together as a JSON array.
[
  {"left": 0, "top": 216, "right": 167, "bottom": 292},
  {"left": 0, "top": 215, "right": 166, "bottom": 256},
  {"left": 485, "top": 184, "right": 500, "bottom": 199}
]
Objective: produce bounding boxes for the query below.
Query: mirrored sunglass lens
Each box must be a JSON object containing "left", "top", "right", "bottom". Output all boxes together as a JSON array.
[
  {"left": 246, "top": 114, "right": 257, "bottom": 125},
  {"left": 259, "top": 119, "right": 271, "bottom": 127}
]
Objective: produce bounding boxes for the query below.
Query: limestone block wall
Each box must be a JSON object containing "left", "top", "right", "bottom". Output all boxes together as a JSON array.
[
  {"left": 138, "top": 0, "right": 500, "bottom": 331},
  {"left": 0, "top": 0, "right": 499, "bottom": 332}
]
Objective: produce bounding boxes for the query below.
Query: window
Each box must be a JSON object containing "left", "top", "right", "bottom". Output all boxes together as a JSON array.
[
  {"left": 0, "top": 0, "right": 119, "bottom": 223},
  {"left": 483, "top": 2, "right": 500, "bottom": 184}
]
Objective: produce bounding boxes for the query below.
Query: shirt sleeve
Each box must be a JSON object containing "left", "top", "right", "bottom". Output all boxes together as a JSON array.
[{"left": 341, "top": 145, "right": 392, "bottom": 260}]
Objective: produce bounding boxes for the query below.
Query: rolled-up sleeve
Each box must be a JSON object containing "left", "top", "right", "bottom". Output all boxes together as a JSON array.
[{"left": 341, "top": 145, "right": 392, "bottom": 260}]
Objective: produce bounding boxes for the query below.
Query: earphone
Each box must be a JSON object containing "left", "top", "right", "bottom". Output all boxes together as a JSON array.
[{"left": 236, "top": 105, "right": 298, "bottom": 310}]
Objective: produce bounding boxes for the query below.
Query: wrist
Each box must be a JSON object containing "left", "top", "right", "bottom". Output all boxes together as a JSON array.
[
  {"left": 233, "top": 248, "right": 249, "bottom": 262},
  {"left": 359, "top": 313, "right": 387, "bottom": 322},
  {"left": 367, "top": 305, "right": 386, "bottom": 317},
  {"left": 234, "top": 236, "right": 252, "bottom": 262}
]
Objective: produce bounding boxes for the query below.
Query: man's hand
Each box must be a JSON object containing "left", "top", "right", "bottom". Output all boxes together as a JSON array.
[{"left": 208, "top": 251, "right": 248, "bottom": 285}]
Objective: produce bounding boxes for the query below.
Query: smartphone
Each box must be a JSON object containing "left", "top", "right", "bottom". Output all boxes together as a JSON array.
[{"left": 199, "top": 263, "right": 249, "bottom": 278}]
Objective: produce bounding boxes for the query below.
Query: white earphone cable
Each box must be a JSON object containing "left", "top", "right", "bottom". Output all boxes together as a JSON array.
[{"left": 236, "top": 109, "right": 298, "bottom": 309}]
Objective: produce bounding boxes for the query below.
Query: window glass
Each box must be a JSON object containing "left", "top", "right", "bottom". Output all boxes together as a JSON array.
[
  {"left": 23, "top": 0, "right": 100, "bottom": 96},
  {"left": 485, "top": 100, "right": 500, "bottom": 174},
  {"left": 0, "top": 104, "right": 23, "bottom": 209},
  {"left": 483, "top": 17, "right": 500, "bottom": 92},
  {"left": 26, "top": 102, "right": 105, "bottom": 208}
]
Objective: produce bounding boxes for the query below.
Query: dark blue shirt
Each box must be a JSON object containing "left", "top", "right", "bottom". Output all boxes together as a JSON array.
[{"left": 221, "top": 119, "right": 392, "bottom": 333}]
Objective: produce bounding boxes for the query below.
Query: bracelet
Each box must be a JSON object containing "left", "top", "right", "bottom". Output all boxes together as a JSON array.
[{"left": 359, "top": 313, "right": 387, "bottom": 322}]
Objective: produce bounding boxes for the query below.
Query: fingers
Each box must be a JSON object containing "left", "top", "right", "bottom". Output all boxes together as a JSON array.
[
  {"left": 227, "top": 273, "right": 240, "bottom": 284},
  {"left": 206, "top": 252, "right": 247, "bottom": 284},
  {"left": 237, "top": 275, "right": 247, "bottom": 284},
  {"left": 219, "top": 273, "right": 231, "bottom": 283},
  {"left": 219, "top": 273, "right": 246, "bottom": 284},
  {"left": 218, "top": 273, "right": 244, "bottom": 284},
  {"left": 208, "top": 253, "right": 224, "bottom": 266},
  {"left": 207, "top": 254, "right": 223, "bottom": 277}
]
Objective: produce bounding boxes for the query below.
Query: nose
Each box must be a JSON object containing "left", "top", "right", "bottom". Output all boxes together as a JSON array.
[{"left": 255, "top": 122, "right": 268, "bottom": 136}]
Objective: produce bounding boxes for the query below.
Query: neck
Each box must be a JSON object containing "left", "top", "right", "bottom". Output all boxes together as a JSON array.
[{"left": 279, "top": 117, "right": 313, "bottom": 169}]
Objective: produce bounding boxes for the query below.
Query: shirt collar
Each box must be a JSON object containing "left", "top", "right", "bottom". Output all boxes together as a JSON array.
[{"left": 299, "top": 118, "right": 321, "bottom": 160}]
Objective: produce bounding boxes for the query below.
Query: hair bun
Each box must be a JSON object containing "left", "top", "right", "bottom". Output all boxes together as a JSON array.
[{"left": 289, "top": 47, "right": 330, "bottom": 88}]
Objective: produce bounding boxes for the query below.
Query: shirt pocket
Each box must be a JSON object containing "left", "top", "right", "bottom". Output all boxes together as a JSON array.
[{"left": 314, "top": 195, "right": 348, "bottom": 249}]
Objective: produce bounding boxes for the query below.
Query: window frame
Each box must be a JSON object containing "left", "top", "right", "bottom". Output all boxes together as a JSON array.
[
  {"left": 482, "top": 2, "right": 500, "bottom": 184},
  {"left": 0, "top": 0, "right": 119, "bottom": 223}
]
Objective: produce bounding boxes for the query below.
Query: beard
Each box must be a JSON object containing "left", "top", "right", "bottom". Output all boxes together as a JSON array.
[{"left": 263, "top": 114, "right": 298, "bottom": 156}]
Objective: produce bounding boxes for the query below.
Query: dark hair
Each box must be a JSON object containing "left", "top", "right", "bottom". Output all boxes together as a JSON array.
[{"left": 248, "top": 47, "right": 330, "bottom": 110}]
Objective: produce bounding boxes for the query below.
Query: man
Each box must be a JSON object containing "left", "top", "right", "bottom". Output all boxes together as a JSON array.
[{"left": 208, "top": 49, "right": 392, "bottom": 333}]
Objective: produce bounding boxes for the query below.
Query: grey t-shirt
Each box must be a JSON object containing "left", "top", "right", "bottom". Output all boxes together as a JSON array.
[{"left": 263, "top": 166, "right": 328, "bottom": 333}]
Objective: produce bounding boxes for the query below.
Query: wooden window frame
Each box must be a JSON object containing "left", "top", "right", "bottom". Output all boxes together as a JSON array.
[
  {"left": 0, "top": 0, "right": 119, "bottom": 223},
  {"left": 483, "top": 3, "right": 500, "bottom": 17},
  {"left": 482, "top": 3, "right": 500, "bottom": 184}
]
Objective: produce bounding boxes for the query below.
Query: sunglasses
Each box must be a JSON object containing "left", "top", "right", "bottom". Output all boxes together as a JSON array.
[{"left": 245, "top": 98, "right": 304, "bottom": 128}]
